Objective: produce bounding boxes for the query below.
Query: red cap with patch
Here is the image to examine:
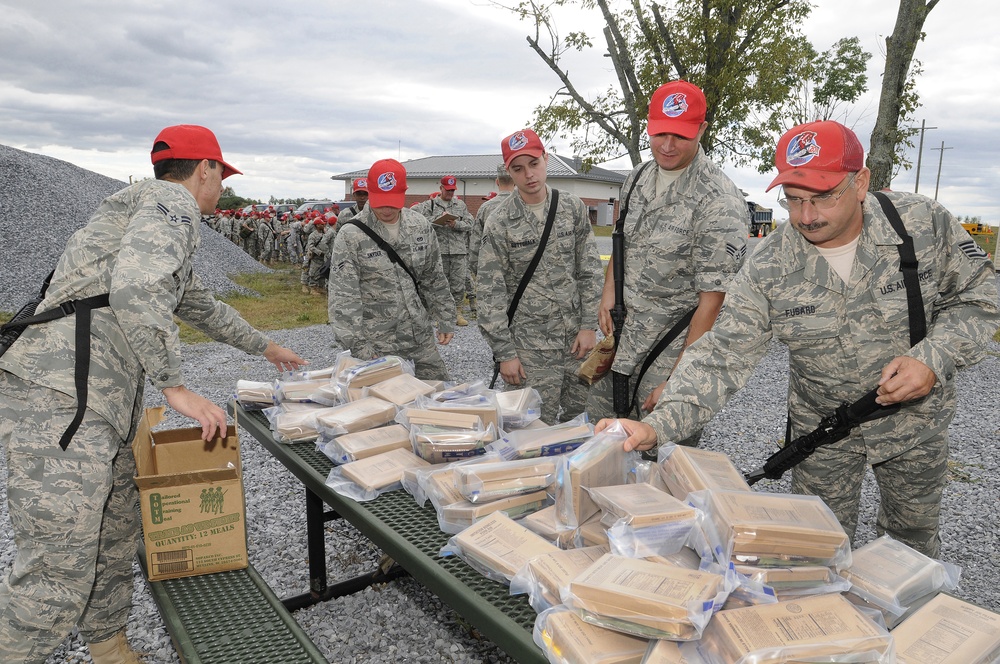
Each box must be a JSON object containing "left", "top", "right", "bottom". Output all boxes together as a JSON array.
[
  {"left": 501, "top": 129, "right": 545, "bottom": 168},
  {"left": 440, "top": 175, "right": 458, "bottom": 190},
  {"left": 150, "top": 125, "right": 242, "bottom": 179},
  {"left": 367, "top": 159, "right": 408, "bottom": 208},
  {"left": 767, "top": 120, "right": 865, "bottom": 192},
  {"left": 646, "top": 81, "right": 706, "bottom": 139}
]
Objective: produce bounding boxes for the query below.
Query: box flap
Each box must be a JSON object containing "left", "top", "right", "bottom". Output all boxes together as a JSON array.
[{"left": 132, "top": 406, "right": 166, "bottom": 477}]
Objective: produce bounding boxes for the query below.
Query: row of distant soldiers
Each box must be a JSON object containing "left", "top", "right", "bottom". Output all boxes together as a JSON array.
[{"left": 206, "top": 205, "right": 345, "bottom": 295}]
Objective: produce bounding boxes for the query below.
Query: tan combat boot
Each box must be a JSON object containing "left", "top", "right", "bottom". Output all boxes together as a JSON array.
[
  {"left": 301, "top": 284, "right": 310, "bottom": 294},
  {"left": 87, "top": 631, "right": 144, "bottom": 664},
  {"left": 456, "top": 307, "right": 469, "bottom": 326},
  {"left": 310, "top": 287, "right": 324, "bottom": 296}
]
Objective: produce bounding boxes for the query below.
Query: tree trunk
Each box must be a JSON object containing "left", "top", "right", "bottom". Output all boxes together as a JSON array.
[{"left": 867, "top": 0, "right": 938, "bottom": 191}]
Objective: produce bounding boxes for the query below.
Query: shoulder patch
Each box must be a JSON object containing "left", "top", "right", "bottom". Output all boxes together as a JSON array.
[
  {"left": 726, "top": 242, "right": 747, "bottom": 262},
  {"left": 958, "top": 238, "right": 988, "bottom": 260},
  {"left": 157, "top": 202, "right": 192, "bottom": 226}
]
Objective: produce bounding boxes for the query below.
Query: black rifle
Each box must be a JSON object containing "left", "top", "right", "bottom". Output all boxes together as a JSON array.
[
  {"left": 610, "top": 218, "right": 631, "bottom": 417},
  {"left": 745, "top": 386, "right": 899, "bottom": 486},
  {"left": 0, "top": 272, "right": 53, "bottom": 359}
]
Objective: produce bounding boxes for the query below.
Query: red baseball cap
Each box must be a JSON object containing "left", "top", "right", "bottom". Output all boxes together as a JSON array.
[
  {"left": 367, "top": 159, "right": 408, "bottom": 208},
  {"left": 482, "top": 191, "right": 497, "bottom": 200},
  {"left": 150, "top": 125, "right": 242, "bottom": 179},
  {"left": 440, "top": 175, "right": 458, "bottom": 190},
  {"left": 352, "top": 178, "right": 369, "bottom": 193},
  {"left": 767, "top": 120, "right": 865, "bottom": 192},
  {"left": 646, "top": 81, "right": 706, "bottom": 139},
  {"left": 501, "top": 129, "right": 545, "bottom": 168}
]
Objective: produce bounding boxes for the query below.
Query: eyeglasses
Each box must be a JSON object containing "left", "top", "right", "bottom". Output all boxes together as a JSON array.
[{"left": 778, "top": 172, "right": 857, "bottom": 211}]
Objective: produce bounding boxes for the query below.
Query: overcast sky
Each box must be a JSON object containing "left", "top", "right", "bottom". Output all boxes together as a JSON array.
[{"left": 1, "top": 0, "right": 996, "bottom": 220}]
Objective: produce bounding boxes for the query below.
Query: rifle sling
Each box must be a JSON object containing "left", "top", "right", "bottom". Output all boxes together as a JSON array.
[{"left": 0, "top": 277, "right": 111, "bottom": 450}]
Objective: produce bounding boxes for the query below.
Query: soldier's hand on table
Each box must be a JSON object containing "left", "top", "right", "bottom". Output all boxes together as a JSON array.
[
  {"left": 876, "top": 355, "right": 937, "bottom": 405},
  {"left": 571, "top": 329, "right": 597, "bottom": 359},
  {"left": 437, "top": 332, "right": 454, "bottom": 345},
  {"left": 642, "top": 380, "right": 667, "bottom": 413},
  {"left": 263, "top": 342, "right": 308, "bottom": 372},
  {"left": 499, "top": 358, "right": 527, "bottom": 385},
  {"left": 163, "top": 385, "right": 228, "bottom": 441},
  {"left": 595, "top": 417, "right": 658, "bottom": 452}
]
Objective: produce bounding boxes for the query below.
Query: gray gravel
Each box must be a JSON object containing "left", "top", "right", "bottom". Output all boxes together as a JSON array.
[
  {"left": 0, "top": 146, "right": 997, "bottom": 663},
  {"left": 0, "top": 144, "right": 268, "bottom": 314}
]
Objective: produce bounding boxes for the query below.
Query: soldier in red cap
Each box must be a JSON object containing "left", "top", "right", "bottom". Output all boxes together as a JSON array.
[
  {"left": 412, "top": 175, "right": 475, "bottom": 326},
  {"left": 0, "top": 125, "right": 305, "bottom": 663},
  {"left": 599, "top": 120, "right": 999, "bottom": 557}
]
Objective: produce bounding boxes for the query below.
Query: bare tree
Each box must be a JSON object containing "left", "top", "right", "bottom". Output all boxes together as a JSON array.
[{"left": 867, "top": 0, "right": 939, "bottom": 191}]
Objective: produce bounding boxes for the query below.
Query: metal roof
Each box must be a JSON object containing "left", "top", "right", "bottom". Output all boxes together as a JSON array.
[{"left": 332, "top": 154, "right": 627, "bottom": 185}]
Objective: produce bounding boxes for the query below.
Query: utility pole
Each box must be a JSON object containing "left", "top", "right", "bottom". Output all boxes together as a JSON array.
[
  {"left": 931, "top": 142, "right": 952, "bottom": 201},
  {"left": 913, "top": 119, "right": 937, "bottom": 193}
]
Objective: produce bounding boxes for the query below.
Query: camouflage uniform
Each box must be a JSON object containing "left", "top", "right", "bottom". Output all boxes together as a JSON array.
[
  {"left": 256, "top": 214, "right": 278, "bottom": 263},
  {"left": 336, "top": 204, "right": 361, "bottom": 225},
  {"left": 328, "top": 207, "right": 455, "bottom": 380},
  {"left": 477, "top": 186, "right": 603, "bottom": 424},
  {"left": 305, "top": 225, "right": 329, "bottom": 290},
  {"left": 0, "top": 179, "right": 271, "bottom": 661},
  {"left": 412, "top": 196, "right": 473, "bottom": 308},
  {"left": 238, "top": 215, "right": 258, "bottom": 257},
  {"left": 587, "top": 148, "right": 749, "bottom": 423},
  {"left": 469, "top": 191, "right": 513, "bottom": 312},
  {"left": 644, "top": 192, "right": 1000, "bottom": 556}
]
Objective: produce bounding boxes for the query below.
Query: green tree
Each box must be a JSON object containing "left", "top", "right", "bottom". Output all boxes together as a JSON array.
[
  {"left": 503, "top": 0, "right": 868, "bottom": 171},
  {"left": 218, "top": 186, "right": 255, "bottom": 211},
  {"left": 867, "top": 0, "right": 939, "bottom": 191}
]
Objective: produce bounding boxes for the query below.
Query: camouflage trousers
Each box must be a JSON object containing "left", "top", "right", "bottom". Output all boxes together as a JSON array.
[
  {"left": 0, "top": 371, "right": 139, "bottom": 663},
  {"left": 307, "top": 257, "right": 327, "bottom": 289},
  {"left": 585, "top": 354, "right": 701, "bottom": 447},
  {"left": 791, "top": 433, "right": 949, "bottom": 557},
  {"left": 515, "top": 346, "right": 590, "bottom": 425},
  {"left": 441, "top": 253, "right": 468, "bottom": 308}
]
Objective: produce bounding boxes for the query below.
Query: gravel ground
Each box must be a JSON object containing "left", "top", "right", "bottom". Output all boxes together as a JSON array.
[
  {"left": 0, "top": 144, "right": 268, "bottom": 314},
  {"left": 0, "top": 146, "right": 998, "bottom": 662}
]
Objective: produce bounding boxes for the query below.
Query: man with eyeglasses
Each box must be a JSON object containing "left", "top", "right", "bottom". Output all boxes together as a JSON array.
[{"left": 597, "top": 120, "right": 999, "bottom": 556}]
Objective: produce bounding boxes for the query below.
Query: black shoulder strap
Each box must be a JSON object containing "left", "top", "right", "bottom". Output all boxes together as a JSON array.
[
  {"left": 506, "top": 188, "right": 560, "bottom": 325},
  {"left": 627, "top": 306, "right": 696, "bottom": 417},
  {"left": 342, "top": 220, "right": 421, "bottom": 295},
  {"left": 873, "top": 191, "right": 926, "bottom": 347},
  {"left": 614, "top": 161, "right": 655, "bottom": 233},
  {"left": 0, "top": 270, "right": 110, "bottom": 450}
]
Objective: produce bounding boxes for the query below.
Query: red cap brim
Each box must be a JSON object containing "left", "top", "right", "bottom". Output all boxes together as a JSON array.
[{"left": 766, "top": 168, "right": 849, "bottom": 192}]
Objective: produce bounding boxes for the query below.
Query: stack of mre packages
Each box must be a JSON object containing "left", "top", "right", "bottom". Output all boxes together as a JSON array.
[
  {"left": 693, "top": 593, "right": 893, "bottom": 663},
  {"left": 532, "top": 606, "right": 650, "bottom": 664},
  {"left": 693, "top": 489, "right": 852, "bottom": 571},
  {"left": 839, "top": 534, "right": 961, "bottom": 628},
  {"left": 441, "top": 511, "right": 558, "bottom": 584},
  {"left": 586, "top": 483, "right": 699, "bottom": 559},
  {"left": 494, "top": 387, "right": 542, "bottom": 429},
  {"left": 560, "top": 553, "right": 733, "bottom": 641},
  {"left": 658, "top": 444, "right": 751, "bottom": 500},
  {"left": 554, "top": 422, "right": 636, "bottom": 533},
  {"left": 488, "top": 415, "right": 593, "bottom": 460},
  {"left": 891, "top": 593, "right": 1000, "bottom": 663}
]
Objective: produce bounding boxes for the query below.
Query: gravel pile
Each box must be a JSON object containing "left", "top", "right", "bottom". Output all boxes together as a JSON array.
[
  {"left": 0, "top": 147, "right": 997, "bottom": 663},
  {"left": 0, "top": 144, "right": 267, "bottom": 313}
]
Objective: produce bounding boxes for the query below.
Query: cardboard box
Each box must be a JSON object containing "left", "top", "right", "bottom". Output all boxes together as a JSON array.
[
  {"left": 133, "top": 407, "right": 248, "bottom": 581},
  {"left": 892, "top": 593, "right": 1000, "bottom": 664}
]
